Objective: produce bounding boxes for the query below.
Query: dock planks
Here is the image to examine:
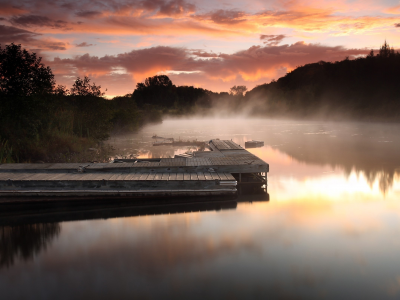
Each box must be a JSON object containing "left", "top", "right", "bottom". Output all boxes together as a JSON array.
[
  {"left": 0, "top": 171, "right": 234, "bottom": 182},
  {"left": 0, "top": 139, "right": 265, "bottom": 200}
]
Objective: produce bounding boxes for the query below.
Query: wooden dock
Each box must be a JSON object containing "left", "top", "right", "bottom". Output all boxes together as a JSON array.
[{"left": 0, "top": 139, "right": 269, "bottom": 202}]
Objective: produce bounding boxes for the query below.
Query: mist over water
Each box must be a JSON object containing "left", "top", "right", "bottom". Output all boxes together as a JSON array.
[{"left": 1, "top": 118, "right": 400, "bottom": 299}]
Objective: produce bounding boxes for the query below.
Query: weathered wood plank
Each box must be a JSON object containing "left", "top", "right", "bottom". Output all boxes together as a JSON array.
[
  {"left": 146, "top": 173, "right": 156, "bottom": 180},
  {"left": 80, "top": 173, "right": 100, "bottom": 180},
  {"left": 139, "top": 173, "right": 150, "bottom": 180},
  {"left": 183, "top": 173, "right": 191, "bottom": 180},
  {"left": 57, "top": 173, "right": 80, "bottom": 180},
  {"left": 131, "top": 173, "right": 142, "bottom": 180},
  {"left": 91, "top": 173, "right": 114, "bottom": 180},
  {"left": 124, "top": 173, "right": 137, "bottom": 180},
  {"left": 10, "top": 173, "right": 46, "bottom": 180},
  {"left": 225, "top": 173, "right": 236, "bottom": 181},
  {"left": 204, "top": 172, "right": 213, "bottom": 180},
  {"left": 197, "top": 172, "right": 206, "bottom": 180},
  {"left": 0, "top": 173, "right": 15, "bottom": 180},
  {"left": 108, "top": 173, "right": 123, "bottom": 180},
  {"left": 210, "top": 172, "right": 220, "bottom": 180},
  {"left": 176, "top": 173, "right": 184, "bottom": 180},
  {"left": 190, "top": 173, "right": 198, "bottom": 180},
  {"left": 169, "top": 173, "right": 177, "bottom": 180},
  {"left": 154, "top": 173, "right": 163, "bottom": 180},
  {"left": 45, "top": 173, "right": 68, "bottom": 181},
  {"left": 218, "top": 172, "right": 228, "bottom": 180}
]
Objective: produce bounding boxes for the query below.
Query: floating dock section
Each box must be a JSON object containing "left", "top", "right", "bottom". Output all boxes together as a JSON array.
[
  {"left": 245, "top": 140, "right": 264, "bottom": 148},
  {"left": 0, "top": 139, "right": 268, "bottom": 203}
]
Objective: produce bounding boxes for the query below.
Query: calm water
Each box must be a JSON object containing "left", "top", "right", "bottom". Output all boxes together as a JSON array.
[{"left": 1, "top": 118, "right": 400, "bottom": 299}]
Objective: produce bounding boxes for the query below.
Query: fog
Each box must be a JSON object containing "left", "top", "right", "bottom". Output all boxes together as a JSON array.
[{"left": 107, "top": 117, "right": 400, "bottom": 194}]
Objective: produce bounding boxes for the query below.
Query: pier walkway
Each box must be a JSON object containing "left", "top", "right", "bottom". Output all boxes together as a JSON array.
[{"left": 0, "top": 139, "right": 269, "bottom": 201}]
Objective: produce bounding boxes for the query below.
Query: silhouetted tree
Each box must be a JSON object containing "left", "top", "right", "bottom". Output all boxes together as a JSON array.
[
  {"left": 132, "top": 75, "right": 176, "bottom": 107},
  {"left": 0, "top": 43, "right": 55, "bottom": 96},
  {"left": 132, "top": 75, "right": 216, "bottom": 111},
  {"left": 367, "top": 49, "right": 374, "bottom": 58},
  {"left": 377, "top": 40, "right": 395, "bottom": 58},
  {"left": 70, "top": 76, "right": 105, "bottom": 97},
  {"left": 144, "top": 75, "right": 172, "bottom": 88},
  {"left": 53, "top": 84, "right": 69, "bottom": 96}
]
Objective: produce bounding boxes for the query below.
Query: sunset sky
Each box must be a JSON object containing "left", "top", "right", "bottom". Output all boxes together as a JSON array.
[{"left": 1, "top": 0, "right": 400, "bottom": 97}]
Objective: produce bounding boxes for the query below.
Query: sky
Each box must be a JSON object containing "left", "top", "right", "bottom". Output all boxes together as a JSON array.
[{"left": 1, "top": 0, "right": 400, "bottom": 97}]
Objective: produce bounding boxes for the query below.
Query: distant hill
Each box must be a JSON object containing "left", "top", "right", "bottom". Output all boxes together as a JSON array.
[{"left": 245, "top": 42, "right": 400, "bottom": 121}]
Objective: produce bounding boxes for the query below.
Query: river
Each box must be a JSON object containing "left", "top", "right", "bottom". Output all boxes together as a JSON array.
[{"left": 1, "top": 118, "right": 400, "bottom": 299}]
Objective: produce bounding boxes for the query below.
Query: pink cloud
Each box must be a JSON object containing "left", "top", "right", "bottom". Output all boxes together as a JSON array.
[
  {"left": 260, "top": 34, "right": 287, "bottom": 46},
  {"left": 49, "top": 42, "right": 371, "bottom": 95}
]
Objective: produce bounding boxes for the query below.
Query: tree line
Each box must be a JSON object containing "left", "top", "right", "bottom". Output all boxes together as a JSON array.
[
  {"left": 0, "top": 43, "right": 243, "bottom": 162},
  {"left": 245, "top": 41, "right": 400, "bottom": 120},
  {"left": 0, "top": 44, "right": 160, "bottom": 162}
]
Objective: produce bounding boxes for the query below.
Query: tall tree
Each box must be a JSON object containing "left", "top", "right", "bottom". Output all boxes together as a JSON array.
[
  {"left": 0, "top": 43, "right": 55, "bottom": 96},
  {"left": 132, "top": 75, "right": 176, "bottom": 107}
]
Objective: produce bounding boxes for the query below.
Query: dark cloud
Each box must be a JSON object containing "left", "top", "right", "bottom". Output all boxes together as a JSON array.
[
  {"left": 0, "top": 17, "right": 5, "bottom": 21},
  {"left": 0, "top": 4, "right": 28, "bottom": 16},
  {"left": 75, "top": 42, "right": 94, "bottom": 47},
  {"left": 10, "top": 15, "right": 69, "bottom": 29},
  {"left": 260, "top": 34, "right": 286, "bottom": 46},
  {"left": 40, "top": 41, "right": 67, "bottom": 50},
  {"left": 140, "top": 0, "right": 196, "bottom": 16},
  {"left": 159, "top": 0, "right": 196, "bottom": 16},
  {"left": 193, "top": 9, "right": 246, "bottom": 25},
  {"left": 75, "top": 10, "right": 102, "bottom": 18},
  {"left": 210, "top": 10, "right": 246, "bottom": 24},
  {"left": 0, "top": 25, "right": 39, "bottom": 43},
  {"left": 0, "top": 25, "right": 66, "bottom": 50},
  {"left": 60, "top": 3, "right": 74, "bottom": 10},
  {"left": 395, "top": 23, "right": 400, "bottom": 27}
]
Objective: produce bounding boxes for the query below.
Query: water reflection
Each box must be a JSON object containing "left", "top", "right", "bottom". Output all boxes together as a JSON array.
[
  {"left": 137, "top": 119, "right": 400, "bottom": 195},
  {"left": 0, "top": 192, "right": 269, "bottom": 228},
  {"left": 2, "top": 119, "right": 400, "bottom": 299},
  {"left": 260, "top": 123, "right": 400, "bottom": 195},
  {"left": 0, "top": 223, "right": 60, "bottom": 268}
]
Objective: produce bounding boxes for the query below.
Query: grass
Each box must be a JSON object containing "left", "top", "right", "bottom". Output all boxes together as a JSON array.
[
  {"left": 0, "top": 139, "right": 15, "bottom": 163},
  {"left": 2, "top": 130, "right": 114, "bottom": 164},
  {"left": 34, "top": 130, "right": 114, "bottom": 163}
]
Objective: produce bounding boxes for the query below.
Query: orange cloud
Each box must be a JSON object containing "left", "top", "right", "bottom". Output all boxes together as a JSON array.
[
  {"left": 49, "top": 42, "right": 371, "bottom": 95},
  {"left": 384, "top": 4, "right": 400, "bottom": 14}
]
